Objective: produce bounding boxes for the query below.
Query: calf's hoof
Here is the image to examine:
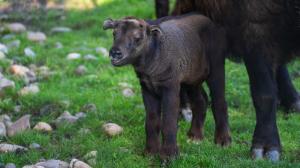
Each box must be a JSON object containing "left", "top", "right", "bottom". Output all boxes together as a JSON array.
[
  {"left": 251, "top": 147, "right": 280, "bottom": 162},
  {"left": 159, "top": 146, "right": 179, "bottom": 160},
  {"left": 187, "top": 130, "right": 204, "bottom": 142},
  {"left": 144, "top": 146, "right": 160, "bottom": 155},
  {"left": 215, "top": 131, "right": 231, "bottom": 146}
]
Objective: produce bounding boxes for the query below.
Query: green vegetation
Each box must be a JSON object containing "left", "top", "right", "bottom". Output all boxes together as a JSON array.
[{"left": 0, "top": 0, "right": 300, "bottom": 167}]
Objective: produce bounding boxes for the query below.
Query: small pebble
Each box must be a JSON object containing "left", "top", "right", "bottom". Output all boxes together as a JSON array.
[
  {"left": 122, "top": 88, "right": 134, "bottom": 97},
  {"left": 5, "top": 163, "right": 16, "bottom": 168},
  {"left": 29, "top": 143, "right": 41, "bottom": 149},
  {"left": 33, "top": 122, "right": 53, "bottom": 132},
  {"left": 67, "top": 53, "right": 81, "bottom": 60},
  {"left": 102, "top": 123, "right": 123, "bottom": 137}
]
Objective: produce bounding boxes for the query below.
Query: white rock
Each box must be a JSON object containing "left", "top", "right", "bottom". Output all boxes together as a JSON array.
[
  {"left": 5, "top": 163, "right": 16, "bottom": 168},
  {"left": 83, "top": 54, "right": 98, "bottom": 60},
  {"left": 10, "top": 64, "right": 36, "bottom": 83},
  {"left": 19, "top": 84, "right": 40, "bottom": 96},
  {"left": 74, "top": 65, "right": 87, "bottom": 76},
  {"left": 67, "top": 53, "right": 81, "bottom": 60},
  {"left": 22, "top": 166, "right": 44, "bottom": 168},
  {"left": 24, "top": 47, "right": 36, "bottom": 58},
  {"left": 7, "top": 40, "right": 21, "bottom": 49},
  {"left": 29, "top": 142, "right": 41, "bottom": 149},
  {"left": 102, "top": 123, "right": 123, "bottom": 136},
  {"left": 27, "top": 32, "right": 47, "bottom": 42},
  {"left": 70, "top": 159, "right": 92, "bottom": 168},
  {"left": 36, "top": 159, "right": 69, "bottom": 168},
  {"left": 0, "top": 114, "right": 11, "bottom": 123},
  {"left": 0, "top": 43, "right": 8, "bottom": 54},
  {"left": 2, "top": 34, "right": 15, "bottom": 40},
  {"left": 95, "top": 47, "right": 109, "bottom": 57},
  {"left": 0, "top": 122, "right": 6, "bottom": 137},
  {"left": 10, "top": 64, "right": 30, "bottom": 76},
  {"left": 181, "top": 107, "right": 192, "bottom": 122},
  {"left": 0, "top": 78, "right": 15, "bottom": 90},
  {"left": 0, "top": 51, "right": 5, "bottom": 59},
  {"left": 33, "top": 122, "right": 52, "bottom": 132},
  {"left": 122, "top": 88, "right": 134, "bottom": 97},
  {"left": 7, "top": 114, "right": 31, "bottom": 137},
  {"left": 0, "top": 143, "right": 28, "bottom": 153},
  {"left": 6, "top": 23, "right": 26, "bottom": 33},
  {"left": 51, "top": 27, "right": 72, "bottom": 33}
]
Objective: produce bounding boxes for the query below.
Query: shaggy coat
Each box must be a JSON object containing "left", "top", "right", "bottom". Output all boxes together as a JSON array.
[
  {"left": 170, "top": 0, "right": 300, "bottom": 161},
  {"left": 104, "top": 13, "right": 230, "bottom": 158}
]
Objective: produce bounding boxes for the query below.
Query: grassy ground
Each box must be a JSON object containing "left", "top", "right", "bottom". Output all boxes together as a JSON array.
[{"left": 0, "top": 0, "right": 300, "bottom": 167}]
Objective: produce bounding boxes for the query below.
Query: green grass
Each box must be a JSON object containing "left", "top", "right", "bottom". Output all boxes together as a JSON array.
[{"left": 1, "top": 0, "right": 300, "bottom": 167}]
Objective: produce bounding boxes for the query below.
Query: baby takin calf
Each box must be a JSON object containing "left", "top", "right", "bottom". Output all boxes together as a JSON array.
[{"left": 103, "top": 13, "right": 231, "bottom": 159}]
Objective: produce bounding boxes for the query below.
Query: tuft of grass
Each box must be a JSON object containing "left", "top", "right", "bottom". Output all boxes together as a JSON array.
[{"left": 0, "top": 0, "right": 300, "bottom": 167}]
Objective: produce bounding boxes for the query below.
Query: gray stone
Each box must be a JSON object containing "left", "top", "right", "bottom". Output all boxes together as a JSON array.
[
  {"left": 36, "top": 159, "right": 69, "bottom": 168},
  {"left": 24, "top": 47, "right": 36, "bottom": 58},
  {"left": 67, "top": 53, "right": 81, "bottom": 60},
  {"left": 27, "top": 32, "right": 47, "bottom": 42},
  {"left": 74, "top": 65, "right": 87, "bottom": 76},
  {"left": 33, "top": 122, "right": 52, "bottom": 132},
  {"left": 181, "top": 106, "right": 192, "bottom": 122},
  {"left": 70, "top": 159, "right": 91, "bottom": 168},
  {"left": 29, "top": 143, "right": 41, "bottom": 149},
  {"left": 19, "top": 84, "right": 40, "bottom": 96},
  {"left": 0, "top": 143, "right": 28, "bottom": 153},
  {"left": 102, "top": 123, "right": 123, "bottom": 137},
  {"left": 5, "top": 163, "right": 16, "bottom": 168},
  {"left": 0, "top": 77, "right": 15, "bottom": 91},
  {"left": 122, "top": 88, "right": 134, "bottom": 97},
  {"left": 7, "top": 114, "right": 31, "bottom": 137},
  {"left": 83, "top": 54, "right": 98, "bottom": 60},
  {"left": 9, "top": 64, "right": 36, "bottom": 83},
  {"left": 51, "top": 27, "right": 72, "bottom": 33},
  {"left": 95, "top": 47, "right": 108, "bottom": 57},
  {"left": 7, "top": 40, "right": 21, "bottom": 49},
  {"left": 6, "top": 23, "right": 26, "bottom": 33}
]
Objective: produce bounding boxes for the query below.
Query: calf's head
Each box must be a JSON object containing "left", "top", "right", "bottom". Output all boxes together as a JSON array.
[{"left": 103, "top": 17, "right": 162, "bottom": 66}]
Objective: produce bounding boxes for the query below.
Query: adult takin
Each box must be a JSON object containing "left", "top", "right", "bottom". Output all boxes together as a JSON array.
[{"left": 103, "top": 13, "right": 231, "bottom": 159}]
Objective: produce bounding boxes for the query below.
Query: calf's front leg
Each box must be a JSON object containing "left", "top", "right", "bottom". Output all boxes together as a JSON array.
[
  {"left": 160, "top": 84, "right": 180, "bottom": 159},
  {"left": 142, "top": 84, "right": 161, "bottom": 155}
]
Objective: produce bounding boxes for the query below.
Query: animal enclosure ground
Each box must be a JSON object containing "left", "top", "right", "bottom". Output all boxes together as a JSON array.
[{"left": 0, "top": 0, "right": 300, "bottom": 167}]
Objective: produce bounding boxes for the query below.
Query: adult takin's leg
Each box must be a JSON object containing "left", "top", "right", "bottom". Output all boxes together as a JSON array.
[
  {"left": 186, "top": 85, "right": 207, "bottom": 141},
  {"left": 141, "top": 84, "right": 161, "bottom": 155},
  {"left": 207, "top": 56, "right": 231, "bottom": 147},
  {"left": 160, "top": 83, "right": 180, "bottom": 159},
  {"left": 244, "top": 52, "right": 281, "bottom": 162},
  {"left": 155, "top": 0, "right": 169, "bottom": 18},
  {"left": 276, "top": 65, "right": 300, "bottom": 112}
]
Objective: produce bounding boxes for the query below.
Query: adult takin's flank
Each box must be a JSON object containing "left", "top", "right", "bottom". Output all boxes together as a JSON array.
[{"left": 103, "top": 13, "right": 230, "bottom": 159}]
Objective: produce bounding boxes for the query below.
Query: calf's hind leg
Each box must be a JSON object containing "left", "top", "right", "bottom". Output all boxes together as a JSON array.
[
  {"left": 185, "top": 85, "right": 207, "bottom": 141},
  {"left": 207, "top": 59, "right": 231, "bottom": 146}
]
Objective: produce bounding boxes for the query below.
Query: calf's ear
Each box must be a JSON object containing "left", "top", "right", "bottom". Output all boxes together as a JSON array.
[
  {"left": 103, "top": 18, "right": 117, "bottom": 30},
  {"left": 150, "top": 25, "right": 162, "bottom": 36}
]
